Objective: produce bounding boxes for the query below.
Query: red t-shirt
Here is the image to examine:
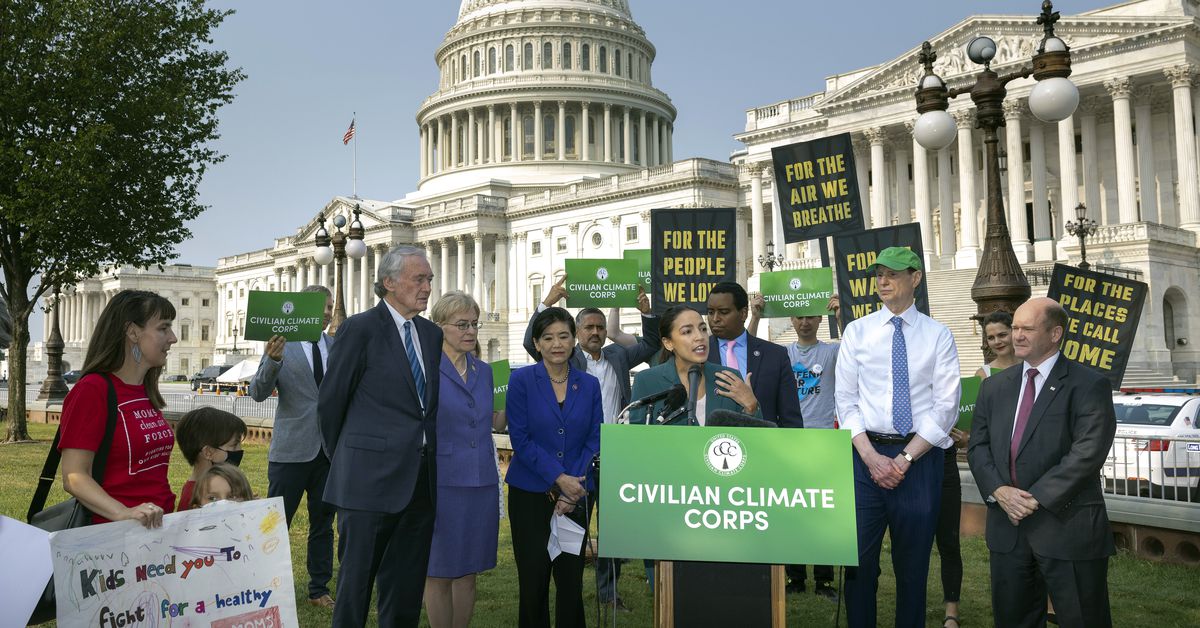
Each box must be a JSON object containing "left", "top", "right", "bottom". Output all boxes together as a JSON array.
[
  {"left": 177, "top": 480, "right": 195, "bottom": 512},
  {"left": 58, "top": 373, "right": 176, "bottom": 523}
]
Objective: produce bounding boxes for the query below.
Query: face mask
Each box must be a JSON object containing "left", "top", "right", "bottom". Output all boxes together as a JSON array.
[{"left": 221, "top": 449, "right": 244, "bottom": 467}]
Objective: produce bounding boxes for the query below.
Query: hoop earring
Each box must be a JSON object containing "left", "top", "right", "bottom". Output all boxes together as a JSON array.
[{"left": 132, "top": 344, "right": 143, "bottom": 364}]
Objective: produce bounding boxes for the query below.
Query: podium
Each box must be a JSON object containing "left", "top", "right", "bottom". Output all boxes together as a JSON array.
[{"left": 653, "top": 561, "right": 786, "bottom": 628}]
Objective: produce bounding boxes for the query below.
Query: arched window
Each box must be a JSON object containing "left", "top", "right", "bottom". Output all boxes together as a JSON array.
[
  {"left": 599, "top": 46, "right": 607, "bottom": 73},
  {"left": 563, "top": 42, "right": 573, "bottom": 70},
  {"left": 614, "top": 48, "right": 622, "bottom": 76},
  {"left": 581, "top": 44, "right": 591, "bottom": 71},
  {"left": 632, "top": 123, "right": 639, "bottom": 163},
  {"left": 523, "top": 43, "right": 533, "bottom": 70},
  {"left": 544, "top": 114, "right": 556, "bottom": 155},
  {"left": 503, "top": 117, "right": 512, "bottom": 159},
  {"left": 473, "top": 50, "right": 481, "bottom": 77},
  {"left": 627, "top": 52, "right": 633, "bottom": 78},
  {"left": 461, "top": 54, "right": 467, "bottom": 81},
  {"left": 565, "top": 115, "right": 577, "bottom": 155},
  {"left": 488, "top": 47, "right": 497, "bottom": 74},
  {"left": 522, "top": 116, "right": 535, "bottom": 158},
  {"left": 542, "top": 42, "right": 553, "bottom": 69},
  {"left": 505, "top": 45, "right": 514, "bottom": 71},
  {"left": 451, "top": 58, "right": 458, "bottom": 82}
]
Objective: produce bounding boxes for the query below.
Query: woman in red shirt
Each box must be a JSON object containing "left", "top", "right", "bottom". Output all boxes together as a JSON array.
[{"left": 59, "top": 290, "right": 178, "bottom": 527}]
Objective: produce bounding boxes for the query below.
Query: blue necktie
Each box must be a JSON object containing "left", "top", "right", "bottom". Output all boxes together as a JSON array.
[
  {"left": 891, "top": 316, "right": 913, "bottom": 435},
  {"left": 404, "top": 321, "right": 426, "bottom": 407}
]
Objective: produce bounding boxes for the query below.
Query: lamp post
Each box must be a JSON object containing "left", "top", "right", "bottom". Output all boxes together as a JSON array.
[
  {"left": 313, "top": 204, "right": 367, "bottom": 335},
  {"left": 912, "top": 1, "right": 1080, "bottom": 352},
  {"left": 757, "top": 241, "right": 785, "bottom": 272},
  {"left": 36, "top": 285, "right": 69, "bottom": 403},
  {"left": 1065, "top": 202, "right": 1098, "bottom": 270},
  {"left": 231, "top": 326, "right": 239, "bottom": 355}
]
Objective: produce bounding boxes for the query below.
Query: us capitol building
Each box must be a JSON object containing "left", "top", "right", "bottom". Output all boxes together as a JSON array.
[{"left": 29, "top": 0, "right": 1200, "bottom": 385}]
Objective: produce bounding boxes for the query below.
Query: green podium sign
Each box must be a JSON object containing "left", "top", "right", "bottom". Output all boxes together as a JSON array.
[{"left": 598, "top": 425, "right": 858, "bottom": 565}]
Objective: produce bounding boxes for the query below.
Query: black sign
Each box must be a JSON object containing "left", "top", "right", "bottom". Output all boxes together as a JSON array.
[
  {"left": 832, "top": 224, "right": 930, "bottom": 326},
  {"left": 650, "top": 208, "right": 738, "bottom": 315},
  {"left": 1046, "top": 264, "right": 1147, "bottom": 390},
  {"left": 771, "top": 133, "right": 865, "bottom": 243}
]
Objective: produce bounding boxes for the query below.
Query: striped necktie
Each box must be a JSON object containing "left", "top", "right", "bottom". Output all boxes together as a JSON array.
[{"left": 404, "top": 321, "right": 426, "bottom": 406}]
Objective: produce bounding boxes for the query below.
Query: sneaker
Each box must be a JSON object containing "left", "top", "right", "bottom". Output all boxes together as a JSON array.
[{"left": 814, "top": 582, "right": 838, "bottom": 603}]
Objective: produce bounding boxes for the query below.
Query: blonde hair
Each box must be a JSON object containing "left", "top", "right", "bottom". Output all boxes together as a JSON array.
[
  {"left": 191, "top": 463, "right": 254, "bottom": 507},
  {"left": 429, "top": 290, "right": 480, "bottom": 325}
]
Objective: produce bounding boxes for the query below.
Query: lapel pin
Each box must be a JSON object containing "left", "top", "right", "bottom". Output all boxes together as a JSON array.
[
  {"left": 1050, "top": 386, "right": 1056, "bottom": 392},
  {"left": 572, "top": 384, "right": 578, "bottom": 391},
  {"left": 753, "top": 350, "right": 761, "bottom": 357}
]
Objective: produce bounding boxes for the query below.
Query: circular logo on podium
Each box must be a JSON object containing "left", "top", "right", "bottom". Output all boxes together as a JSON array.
[
  {"left": 596, "top": 267, "right": 609, "bottom": 281},
  {"left": 281, "top": 301, "right": 295, "bottom": 315},
  {"left": 705, "top": 433, "right": 746, "bottom": 476}
]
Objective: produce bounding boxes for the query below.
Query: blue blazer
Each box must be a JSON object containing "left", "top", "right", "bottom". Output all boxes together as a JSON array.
[
  {"left": 629, "top": 358, "right": 763, "bottom": 425},
  {"left": 709, "top": 333, "right": 804, "bottom": 427},
  {"left": 504, "top": 362, "right": 603, "bottom": 493},
  {"left": 318, "top": 301, "right": 443, "bottom": 513},
  {"left": 436, "top": 352, "right": 499, "bottom": 488}
]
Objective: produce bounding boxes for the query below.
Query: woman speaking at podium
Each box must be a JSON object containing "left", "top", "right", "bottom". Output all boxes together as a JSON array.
[{"left": 628, "top": 306, "right": 762, "bottom": 425}]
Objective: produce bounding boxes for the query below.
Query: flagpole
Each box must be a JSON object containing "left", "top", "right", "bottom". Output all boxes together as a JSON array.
[{"left": 352, "top": 111, "right": 358, "bottom": 198}]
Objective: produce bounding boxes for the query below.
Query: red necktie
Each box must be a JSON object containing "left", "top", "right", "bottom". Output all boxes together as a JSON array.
[{"left": 1009, "top": 368, "right": 1039, "bottom": 487}]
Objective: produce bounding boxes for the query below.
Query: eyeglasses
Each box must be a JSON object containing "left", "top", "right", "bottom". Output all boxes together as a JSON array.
[{"left": 445, "top": 321, "right": 482, "bottom": 331}]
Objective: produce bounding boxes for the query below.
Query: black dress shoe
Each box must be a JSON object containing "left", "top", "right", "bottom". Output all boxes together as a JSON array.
[{"left": 785, "top": 581, "right": 806, "bottom": 594}]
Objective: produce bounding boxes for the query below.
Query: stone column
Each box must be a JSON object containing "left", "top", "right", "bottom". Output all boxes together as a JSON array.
[
  {"left": 893, "top": 141, "right": 911, "bottom": 224},
  {"left": 289, "top": 267, "right": 299, "bottom": 294},
  {"left": 450, "top": 114, "right": 459, "bottom": 167},
  {"left": 514, "top": 234, "right": 527, "bottom": 314},
  {"left": 1167, "top": 64, "right": 1200, "bottom": 230},
  {"left": 319, "top": 263, "right": 329, "bottom": 290},
  {"left": 610, "top": 215, "right": 624, "bottom": 256},
  {"left": 603, "top": 104, "right": 613, "bottom": 162},
  {"left": 510, "top": 103, "right": 520, "bottom": 161},
  {"left": 467, "top": 108, "right": 476, "bottom": 166},
  {"left": 419, "top": 125, "right": 427, "bottom": 178},
  {"left": 436, "top": 117, "right": 446, "bottom": 171},
  {"left": 953, "top": 110, "right": 980, "bottom": 265},
  {"left": 1134, "top": 88, "right": 1159, "bottom": 223},
  {"left": 666, "top": 123, "right": 673, "bottom": 162},
  {"left": 1057, "top": 113, "right": 1080, "bottom": 224},
  {"left": 652, "top": 115, "right": 661, "bottom": 166},
  {"left": 344, "top": 251, "right": 355, "bottom": 313},
  {"left": 909, "top": 125, "right": 935, "bottom": 269},
  {"left": 1029, "top": 119, "right": 1052, "bottom": 250},
  {"left": 534, "top": 102, "right": 543, "bottom": 160},
  {"left": 581, "top": 102, "right": 591, "bottom": 161},
  {"left": 441, "top": 238, "right": 452, "bottom": 298},
  {"left": 359, "top": 247, "right": 370, "bottom": 311},
  {"left": 456, "top": 234, "right": 469, "bottom": 291},
  {"left": 487, "top": 105, "right": 497, "bottom": 163},
  {"left": 1003, "top": 100, "right": 1032, "bottom": 261},
  {"left": 1105, "top": 77, "right": 1139, "bottom": 223},
  {"left": 638, "top": 110, "right": 648, "bottom": 167},
  {"left": 428, "top": 242, "right": 440, "bottom": 305},
  {"left": 1080, "top": 106, "right": 1102, "bottom": 223},
  {"left": 865, "top": 127, "right": 887, "bottom": 228},
  {"left": 853, "top": 139, "right": 872, "bottom": 226},
  {"left": 623, "top": 107, "right": 632, "bottom": 165},
  {"left": 495, "top": 235, "right": 509, "bottom": 316},
  {"left": 749, "top": 164, "right": 765, "bottom": 273},
  {"left": 477, "top": 113, "right": 486, "bottom": 165},
  {"left": 936, "top": 147, "right": 956, "bottom": 264},
  {"left": 473, "top": 233, "right": 485, "bottom": 298}
]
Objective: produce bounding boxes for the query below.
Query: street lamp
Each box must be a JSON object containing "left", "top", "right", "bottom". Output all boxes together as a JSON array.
[
  {"left": 231, "top": 326, "right": 239, "bottom": 354},
  {"left": 314, "top": 203, "right": 367, "bottom": 335},
  {"left": 913, "top": 0, "right": 1079, "bottom": 352},
  {"left": 757, "top": 241, "right": 785, "bottom": 271},
  {"left": 1065, "top": 202, "right": 1098, "bottom": 270},
  {"left": 36, "top": 284, "right": 69, "bottom": 403}
]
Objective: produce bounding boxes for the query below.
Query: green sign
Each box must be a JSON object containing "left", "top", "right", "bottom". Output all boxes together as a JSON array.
[
  {"left": 565, "top": 258, "right": 640, "bottom": 308},
  {"left": 598, "top": 425, "right": 858, "bottom": 565},
  {"left": 957, "top": 376, "right": 982, "bottom": 431},
  {"left": 491, "top": 360, "right": 511, "bottom": 412},
  {"left": 759, "top": 267, "right": 835, "bottom": 318},
  {"left": 624, "top": 249, "right": 652, "bottom": 290},
  {"left": 244, "top": 291, "right": 327, "bottom": 342}
]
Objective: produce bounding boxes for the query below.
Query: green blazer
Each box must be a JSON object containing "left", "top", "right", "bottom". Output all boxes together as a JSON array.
[{"left": 628, "top": 358, "right": 762, "bottom": 425}]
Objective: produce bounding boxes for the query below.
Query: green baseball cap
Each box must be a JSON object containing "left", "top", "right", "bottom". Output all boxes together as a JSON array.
[{"left": 868, "top": 246, "right": 923, "bottom": 272}]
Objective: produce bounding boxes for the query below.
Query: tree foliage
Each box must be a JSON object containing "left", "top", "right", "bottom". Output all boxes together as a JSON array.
[{"left": 0, "top": 0, "right": 244, "bottom": 440}]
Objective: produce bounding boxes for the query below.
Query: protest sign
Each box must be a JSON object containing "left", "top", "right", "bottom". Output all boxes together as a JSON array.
[
  {"left": 1046, "top": 264, "right": 1148, "bottom": 389},
  {"left": 771, "top": 133, "right": 865, "bottom": 243},
  {"left": 49, "top": 498, "right": 297, "bottom": 628},
  {"left": 759, "top": 268, "right": 835, "bottom": 318},
  {"left": 957, "top": 376, "right": 982, "bottom": 431},
  {"left": 564, "top": 258, "right": 640, "bottom": 308},
  {"left": 832, "top": 224, "right": 930, "bottom": 326},
  {"left": 650, "top": 208, "right": 738, "bottom": 314},
  {"left": 491, "top": 359, "right": 511, "bottom": 412},
  {"left": 624, "top": 249, "right": 652, "bottom": 291},
  {"left": 244, "top": 290, "right": 327, "bottom": 342}
]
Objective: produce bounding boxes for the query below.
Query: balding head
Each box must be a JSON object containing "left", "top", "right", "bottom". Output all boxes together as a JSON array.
[{"left": 1011, "top": 297, "right": 1069, "bottom": 366}]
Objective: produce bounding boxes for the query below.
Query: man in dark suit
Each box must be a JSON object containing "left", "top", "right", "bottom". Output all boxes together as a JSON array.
[
  {"left": 706, "top": 282, "right": 803, "bottom": 427},
  {"left": 523, "top": 275, "right": 660, "bottom": 611},
  {"left": 318, "top": 245, "right": 443, "bottom": 628},
  {"left": 247, "top": 285, "right": 337, "bottom": 609},
  {"left": 968, "top": 297, "right": 1116, "bottom": 628}
]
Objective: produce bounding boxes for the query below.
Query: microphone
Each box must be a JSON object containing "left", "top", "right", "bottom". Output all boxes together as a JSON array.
[
  {"left": 706, "top": 409, "right": 777, "bottom": 429},
  {"left": 654, "top": 386, "right": 689, "bottom": 424},
  {"left": 686, "top": 364, "right": 703, "bottom": 425},
  {"left": 628, "top": 384, "right": 685, "bottom": 409}
]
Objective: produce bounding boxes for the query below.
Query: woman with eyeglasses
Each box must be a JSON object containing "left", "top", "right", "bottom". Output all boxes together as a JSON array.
[{"left": 423, "top": 291, "right": 502, "bottom": 628}]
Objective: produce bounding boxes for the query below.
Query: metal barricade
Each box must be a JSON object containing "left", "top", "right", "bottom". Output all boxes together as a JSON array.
[{"left": 1103, "top": 434, "right": 1200, "bottom": 503}]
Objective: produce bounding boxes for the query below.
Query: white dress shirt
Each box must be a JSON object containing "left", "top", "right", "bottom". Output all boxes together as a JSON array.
[
  {"left": 583, "top": 351, "right": 622, "bottom": 424},
  {"left": 1012, "top": 352, "right": 1061, "bottom": 437},
  {"left": 835, "top": 304, "right": 960, "bottom": 449},
  {"left": 301, "top": 336, "right": 329, "bottom": 374}
]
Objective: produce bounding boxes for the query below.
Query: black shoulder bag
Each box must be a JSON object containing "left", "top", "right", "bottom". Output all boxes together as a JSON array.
[{"left": 25, "top": 374, "right": 118, "bottom": 626}]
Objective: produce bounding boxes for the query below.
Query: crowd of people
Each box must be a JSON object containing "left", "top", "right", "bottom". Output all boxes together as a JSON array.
[{"left": 45, "top": 245, "right": 1115, "bottom": 628}]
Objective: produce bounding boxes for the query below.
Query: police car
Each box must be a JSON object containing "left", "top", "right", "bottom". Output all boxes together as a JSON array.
[{"left": 1104, "top": 389, "right": 1200, "bottom": 501}]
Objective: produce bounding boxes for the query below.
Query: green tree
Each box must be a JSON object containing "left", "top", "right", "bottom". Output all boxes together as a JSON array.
[{"left": 0, "top": 0, "right": 244, "bottom": 441}]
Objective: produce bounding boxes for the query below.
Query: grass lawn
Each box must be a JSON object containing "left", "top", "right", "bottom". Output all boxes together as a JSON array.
[{"left": 3, "top": 420, "right": 1198, "bottom": 627}]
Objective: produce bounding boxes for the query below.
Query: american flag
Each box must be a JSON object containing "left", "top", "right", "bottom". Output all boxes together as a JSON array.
[{"left": 342, "top": 119, "right": 356, "bottom": 145}]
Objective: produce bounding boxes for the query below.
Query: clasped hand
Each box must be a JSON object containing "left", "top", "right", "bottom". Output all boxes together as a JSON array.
[
  {"left": 554, "top": 474, "right": 587, "bottom": 515},
  {"left": 864, "top": 449, "right": 907, "bottom": 489},
  {"left": 993, "top": 485, "right": 1039, "bottom": 525}
]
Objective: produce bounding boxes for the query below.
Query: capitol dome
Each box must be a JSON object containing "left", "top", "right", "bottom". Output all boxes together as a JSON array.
[{"left": 415, "top": 0, "right": 677, "bottom": 193}]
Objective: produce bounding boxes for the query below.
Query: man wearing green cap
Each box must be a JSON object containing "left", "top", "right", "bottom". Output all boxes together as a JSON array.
[{"left": 834, "top": 246, "right": 960, "bottom": 628}]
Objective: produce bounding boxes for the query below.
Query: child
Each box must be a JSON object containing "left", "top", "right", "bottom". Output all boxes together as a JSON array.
[
  {"left": 191, "top": 463, "right": 255, "bottom": 507},
  {"left": 174, "top": 407, "right": 247, "bottom": 511}
]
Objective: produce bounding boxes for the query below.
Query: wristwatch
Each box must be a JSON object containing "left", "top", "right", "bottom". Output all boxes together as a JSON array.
[{"left": 899, "top": 450, "right": 915, "bottom": 464}]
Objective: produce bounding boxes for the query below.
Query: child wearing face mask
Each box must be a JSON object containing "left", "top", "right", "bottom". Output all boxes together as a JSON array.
[
  {"left": 174, "top": 407, "right": 247, "bottom": 511},
  {"left": 192, "top": 463, "right": 255, "bottom": 506}
]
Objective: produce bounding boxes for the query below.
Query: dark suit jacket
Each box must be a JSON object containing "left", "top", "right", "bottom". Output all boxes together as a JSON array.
[
  {"left": 967, "top": 354, "right": 1117, "bottom": 560},
  {"left": 708, "top": 333, "right": 803, "bottom": 427},
  {"left": 504, "top": 362, "right": 603, "bottom": 493},
  {"left": 318, "top": 301, "right": 443, "bottom": 514},
  {"left": 522, "top": 308, "right": 661, "bottom": 412},
  {"left": 629, "top": 359, "right": 763, "bottom": 425}
]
